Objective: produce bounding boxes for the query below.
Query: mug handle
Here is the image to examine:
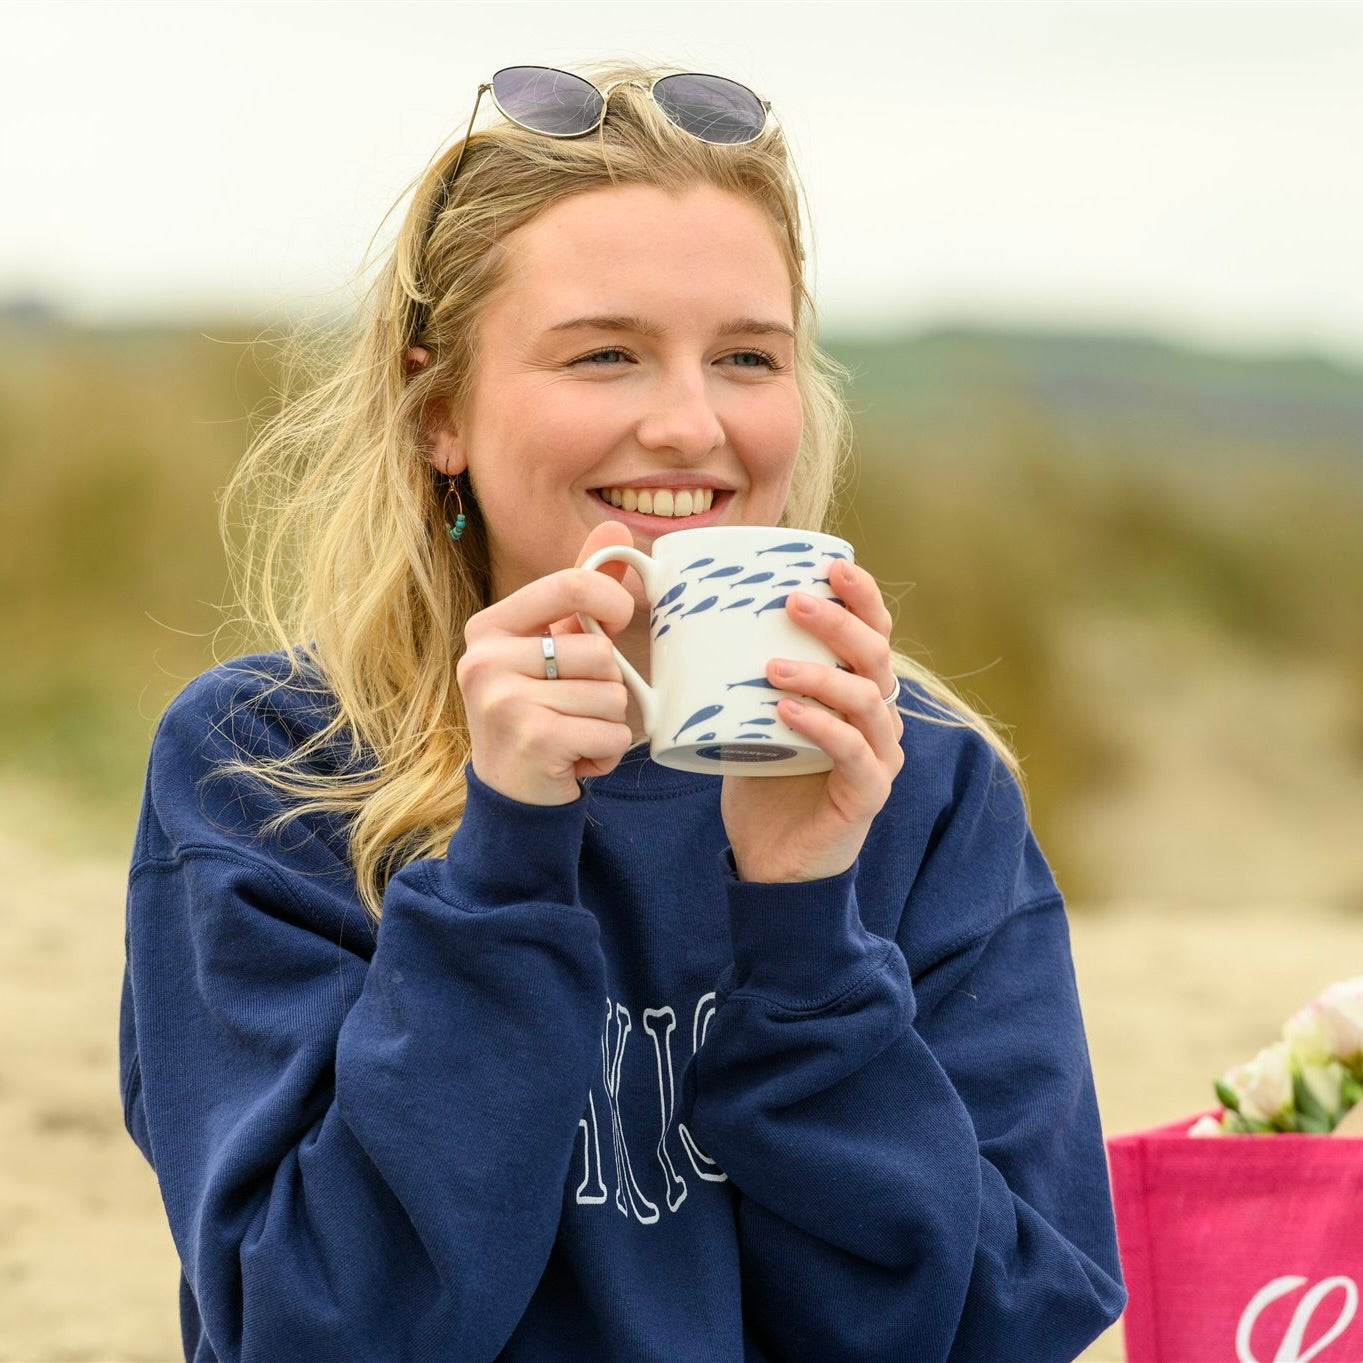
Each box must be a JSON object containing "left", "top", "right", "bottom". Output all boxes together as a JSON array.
[{"left": 577, "top": 544, "right": 662, "bottom": 734}]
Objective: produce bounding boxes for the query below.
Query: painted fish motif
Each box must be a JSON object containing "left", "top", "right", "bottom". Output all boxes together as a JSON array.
[
  {"left": 682, "top": 558, "right": 716, "bottom": 573},
  {"left": 700, "top": 565, "right": 744, "bottom": 581},
  {"left": 680, "top": 596, "right": 719, "bottom": 618},
  {"left": 725, "top": 676, "right": 778, "bottom": 691},
  {"left": 754, "top": 595, "right": 790, "bottom": 617},
  {"left": 721, "top": 597, "right": 755, "bottom": 611},
  {"left": 756, "top": 542, "right": 814, "bottom": 555},
  {"left": 673, "top": 704, "right": 724, "bottom": 740}
]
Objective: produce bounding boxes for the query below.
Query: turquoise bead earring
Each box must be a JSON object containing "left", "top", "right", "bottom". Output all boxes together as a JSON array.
[{"left": 445, "top": 477, "right": 466, "bottom": 543}]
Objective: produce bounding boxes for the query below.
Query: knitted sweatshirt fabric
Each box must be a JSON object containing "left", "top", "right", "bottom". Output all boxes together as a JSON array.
[{"left": 120, "top": 653, "right": 1125, "bottom": 1362}]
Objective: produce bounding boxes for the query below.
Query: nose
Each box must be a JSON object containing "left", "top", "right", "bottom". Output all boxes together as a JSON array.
[{"left": 633, "top": 366, "right": 726, "bottom": 462}]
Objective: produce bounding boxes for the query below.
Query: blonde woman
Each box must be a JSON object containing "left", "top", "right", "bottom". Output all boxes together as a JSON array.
[{"left": 121, "top": 64, "right": 1124, "bottom": 1362}]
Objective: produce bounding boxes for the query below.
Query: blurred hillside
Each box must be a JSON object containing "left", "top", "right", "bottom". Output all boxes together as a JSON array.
[{"left": 1, "top": 316, "right": 1360, "bottom": 904}]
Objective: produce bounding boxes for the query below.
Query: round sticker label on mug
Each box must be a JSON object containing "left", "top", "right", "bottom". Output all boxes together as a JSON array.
[{"left": 579, "top": 525, "right": 854, "bottom": 776}]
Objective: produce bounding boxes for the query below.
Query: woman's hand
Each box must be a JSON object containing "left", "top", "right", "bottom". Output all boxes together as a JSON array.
[
  {"left": 457, "top": 523, "right": 637, "bottom": 806},
  {"left": 720, "top": 558, "right": 904, "bottom": 882}
]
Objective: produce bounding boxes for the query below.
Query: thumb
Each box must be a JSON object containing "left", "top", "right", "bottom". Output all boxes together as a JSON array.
[{"left": 574, "top": 519, "right": 633, "bottom": 572}]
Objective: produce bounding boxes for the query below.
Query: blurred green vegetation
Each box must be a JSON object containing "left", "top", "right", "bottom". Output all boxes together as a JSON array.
[{"left": 1, "top": 318, "right": 1360, "bottom": 899}]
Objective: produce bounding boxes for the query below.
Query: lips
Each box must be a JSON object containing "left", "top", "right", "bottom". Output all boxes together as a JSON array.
[{"left": 596, "top": 487, "right": 717, "bottom": 518}]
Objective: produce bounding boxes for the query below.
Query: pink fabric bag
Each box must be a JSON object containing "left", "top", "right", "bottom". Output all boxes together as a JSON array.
[{"left": 1107, "top": 1116, "right": 1363, "bottom": 1362}]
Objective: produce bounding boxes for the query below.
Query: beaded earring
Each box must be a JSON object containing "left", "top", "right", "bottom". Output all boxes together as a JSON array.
[{"left": 445, "top": 478, "right": 467, "bottom": 543}]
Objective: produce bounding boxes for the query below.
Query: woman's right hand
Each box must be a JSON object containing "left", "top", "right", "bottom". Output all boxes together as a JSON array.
[{"left": 457, "top": 522, "right": 637, "bottom": 806}]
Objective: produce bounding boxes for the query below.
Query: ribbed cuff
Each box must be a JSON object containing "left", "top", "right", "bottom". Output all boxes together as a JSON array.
[
  {"left": 437, "top": 764, "right": 589, "bottom": 911},
  {"left": 720, "top": 853, "right": 891, "bottom": 1007}
]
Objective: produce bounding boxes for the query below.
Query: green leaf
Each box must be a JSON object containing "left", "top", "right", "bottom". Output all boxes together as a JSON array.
[
  {"left": 1215, "top": 1079, "right": 1242, "bottom": 1112},
  {"left": 1293, "top": 1071, "right": 1332, "bottom": 1124}
]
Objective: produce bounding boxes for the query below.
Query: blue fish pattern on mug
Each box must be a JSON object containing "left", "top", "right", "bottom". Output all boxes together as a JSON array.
[
  {"left": 672, "top": 704, "right": 724, "bottom": 741},
  {"left": 653, "top": 541, "right": 853, "bottom": 751}
]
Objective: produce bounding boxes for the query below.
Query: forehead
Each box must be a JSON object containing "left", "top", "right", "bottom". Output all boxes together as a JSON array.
[{"left": 486, "top": 182, "right": 796, "bottom": 328}]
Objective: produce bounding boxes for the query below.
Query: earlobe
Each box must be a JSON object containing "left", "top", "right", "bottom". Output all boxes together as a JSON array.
[{"left": 429, "top": 421, "right": 467, "bottom": 477}]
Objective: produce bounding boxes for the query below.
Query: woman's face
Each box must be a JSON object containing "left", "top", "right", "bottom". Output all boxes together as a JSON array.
[{"left": 432, "top": 182, "right": 804, "bottom": 601}]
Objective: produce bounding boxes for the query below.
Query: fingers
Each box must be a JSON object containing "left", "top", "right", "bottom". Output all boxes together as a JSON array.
[
  {"left": 771, "top": 558, "right": 904, "bottom": 766},
  {"left": 465, "top": 564, "right": 636, "bottom": 643},
  {"left": 783, "top": 560, "right": 898, "bottom": 700},
  {"left": 788, "top": 559, "right": 894, "bottom": 679},
  {"left": 459, "top": 632, "right": 624, "bottom": 686}
]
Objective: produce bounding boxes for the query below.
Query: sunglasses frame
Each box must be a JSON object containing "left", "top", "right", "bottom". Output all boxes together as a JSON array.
[{"left": 443, "top": 66, "right": 772, "bottom": 188}]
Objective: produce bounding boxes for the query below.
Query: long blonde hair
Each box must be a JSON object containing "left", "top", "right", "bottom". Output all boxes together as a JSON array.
[{"left": 219, "top": 60, "right": 1019, "bottom": 917}]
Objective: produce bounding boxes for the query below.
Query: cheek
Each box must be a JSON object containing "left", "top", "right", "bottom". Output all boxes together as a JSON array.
[{"left": 743, "top": 389, "right": 804, "bottom": 474}]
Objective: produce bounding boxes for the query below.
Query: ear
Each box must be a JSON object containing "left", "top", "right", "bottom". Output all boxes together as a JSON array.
[
  {"left": 427, "top": 412, "right": 467, "bottom": 478},
  {"left": 406, "top": 346, "right": 468, "bottom": 477}
]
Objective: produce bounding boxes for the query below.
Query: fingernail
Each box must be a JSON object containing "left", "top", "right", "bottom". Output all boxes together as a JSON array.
[
  {"left": 783, "top": 698, "right": 805, "bottom": 715},
  {"left": 772, "top": 660, "right": 797, "bottom": 678},
  {"left": 792, "top": 593, "right": 816, "bottom": 614}
]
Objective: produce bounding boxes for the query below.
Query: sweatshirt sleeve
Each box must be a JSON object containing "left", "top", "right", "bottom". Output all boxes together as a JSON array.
[
  {"left": 680, "top": 734, "right": 1126, "bottom": 1362},
  {"left": 120, "top": 671, "right": 607, "bottom": 1362}
]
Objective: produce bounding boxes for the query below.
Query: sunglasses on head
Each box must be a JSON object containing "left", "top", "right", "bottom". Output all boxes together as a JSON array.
[
  {"left": 411, "top": 67, "right": 772, "bottom": 344},
  {"left": 444, "top": 65, "right": 772, "bottom": 184}
]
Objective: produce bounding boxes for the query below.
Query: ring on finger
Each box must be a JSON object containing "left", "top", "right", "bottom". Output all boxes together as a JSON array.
[
  {"left": 540, "top": 633, "right": 559, "bottom": 681},
  {"left": 880, "top": 678, "right": 900, "bottom": 706}
]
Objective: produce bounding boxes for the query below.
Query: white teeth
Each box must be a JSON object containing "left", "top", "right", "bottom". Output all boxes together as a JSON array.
[{"left": 599, "top": 487, "right": 716, "bottom": 517}]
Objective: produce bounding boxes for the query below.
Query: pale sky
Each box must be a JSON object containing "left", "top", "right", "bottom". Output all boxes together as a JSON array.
[{"left": 4, "top": 1, "right": 1363, "bottom": 358}]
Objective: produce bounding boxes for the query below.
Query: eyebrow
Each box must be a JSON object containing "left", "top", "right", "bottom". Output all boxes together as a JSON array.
[{"left": 547, "top": 314, "right": 795, "bottom": 340}]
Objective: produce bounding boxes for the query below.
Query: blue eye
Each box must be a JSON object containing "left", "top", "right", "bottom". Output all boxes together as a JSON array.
[
  {"left": 576, "top": 348, "right": 633, "bottom": 365},
  {"left": 725, "top": 349, "right": 778, "bottom": 369}
]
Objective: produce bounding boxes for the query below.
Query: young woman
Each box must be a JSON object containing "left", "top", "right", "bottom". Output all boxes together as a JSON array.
[{"left": 120, "top": 63, "right": 1125, "bottom": 1361}]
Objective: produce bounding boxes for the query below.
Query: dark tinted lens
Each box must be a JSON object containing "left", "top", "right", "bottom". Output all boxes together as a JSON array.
[
  {"left": 490, "top": 66, "right": 604, "bottom": 137},
  {"left": 652, "top": 73, "right": 767, "bottom": 145}
]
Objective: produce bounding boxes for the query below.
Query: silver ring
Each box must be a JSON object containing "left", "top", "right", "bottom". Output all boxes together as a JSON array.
[
  {"left": 881, "top": 680, "right": 899, "bottom": 707},
  {"left": 540, "top": 633, "right": 559, "bottom": 680}
]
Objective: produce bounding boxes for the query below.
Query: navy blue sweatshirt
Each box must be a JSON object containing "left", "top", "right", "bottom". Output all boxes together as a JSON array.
[{"left": 120, "top": 654, "right": 1125, "bottom": 1361}]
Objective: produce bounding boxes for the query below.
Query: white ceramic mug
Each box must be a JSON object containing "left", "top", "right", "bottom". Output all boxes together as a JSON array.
[{"left": 579, "top": 525, "right": 854, "bottom": 775}]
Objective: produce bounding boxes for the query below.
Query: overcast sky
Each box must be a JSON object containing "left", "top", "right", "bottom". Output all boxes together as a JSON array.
[{"left": 4, "top": 1, "right": 1363, "bottom": 358}]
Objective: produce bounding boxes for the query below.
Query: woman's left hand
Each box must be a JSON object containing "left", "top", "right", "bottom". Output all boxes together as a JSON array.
[{"left": 721, "top": 558, "right": 905, "bottom": 883}]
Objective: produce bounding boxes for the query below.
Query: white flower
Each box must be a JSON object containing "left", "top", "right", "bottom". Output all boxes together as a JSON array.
[
  {"left": 1284, "top": 1004, "right": 1334, "bottom": 1068},
  {"left": 1315, "top": 976, "right": 1363, "bottom": 1069},
  {"left": 1187, "top": 1114, "right": 1227, "bottom": 1137},
  {"left": 1220, "top": 1041, "right": 1294, "bottom": 1124}
]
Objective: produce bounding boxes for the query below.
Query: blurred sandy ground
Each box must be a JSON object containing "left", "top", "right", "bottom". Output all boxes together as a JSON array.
[{"left": 2, "top": 613, "right": 1361, "bottom": 1361}]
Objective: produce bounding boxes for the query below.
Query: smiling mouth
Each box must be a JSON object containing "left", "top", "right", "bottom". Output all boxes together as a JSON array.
[{"left": 595, "top": 487, "right": 719, "bottom": 518}]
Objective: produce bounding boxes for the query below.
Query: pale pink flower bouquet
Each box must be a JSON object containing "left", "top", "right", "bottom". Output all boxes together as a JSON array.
[{"left": 1190, "top": 975, "right": 1363, "bottom": 1136}]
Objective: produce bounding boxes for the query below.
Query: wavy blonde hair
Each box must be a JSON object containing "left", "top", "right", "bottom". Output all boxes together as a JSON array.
[{"left": 219, "top": 60, "right": 1019, "bottom": 917}]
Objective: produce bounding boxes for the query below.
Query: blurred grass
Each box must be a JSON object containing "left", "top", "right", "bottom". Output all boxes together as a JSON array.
[{"left": 2, "top": 318, "right": 1361, "bottom": 899}]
